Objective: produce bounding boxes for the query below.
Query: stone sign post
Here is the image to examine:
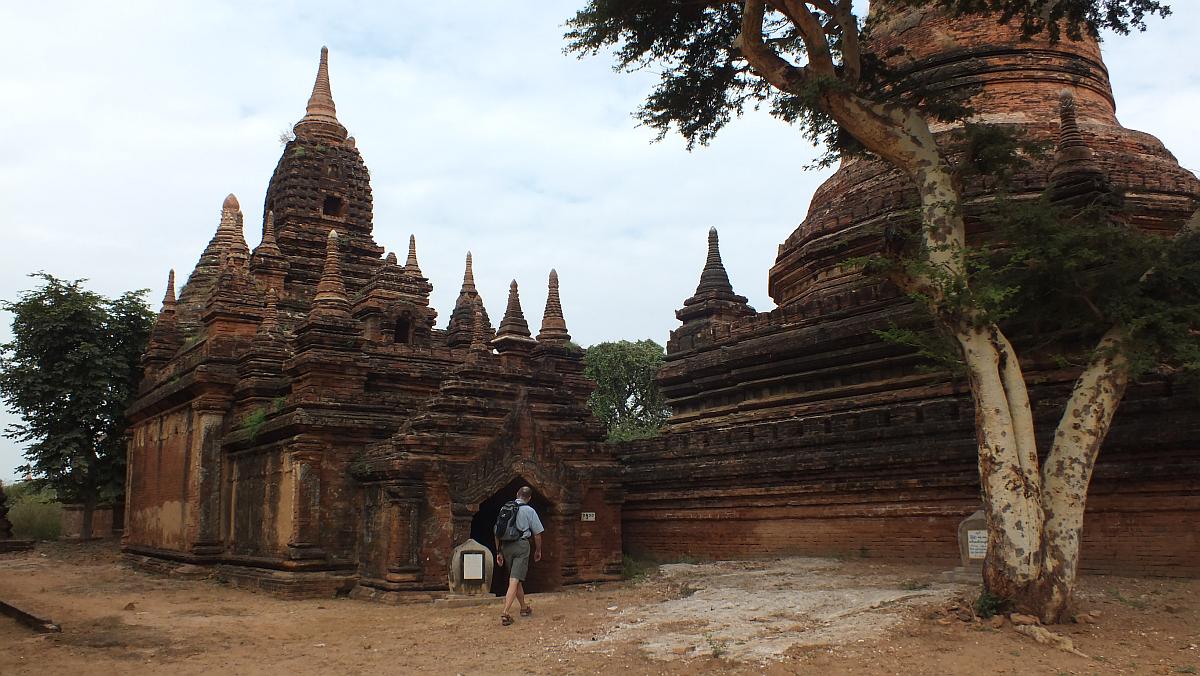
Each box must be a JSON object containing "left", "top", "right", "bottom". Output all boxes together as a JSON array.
[
  {"left": 958, "top": 510, "right": 988, "bottom": 572},
  {"left": 448, "top": 538, "right": 494, "bottom": 595}
]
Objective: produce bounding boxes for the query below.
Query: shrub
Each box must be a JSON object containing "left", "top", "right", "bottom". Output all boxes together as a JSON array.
[{"left": 7, "top": 482, "right": 62, "bottom": 540}]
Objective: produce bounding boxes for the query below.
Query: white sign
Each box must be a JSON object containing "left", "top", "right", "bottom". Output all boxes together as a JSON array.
[
  {"left": 967, "top": 530, "right": 988, "bottom": 559},
  {"left": 581, "top": 512, "right": 596, "bottom": 522},
  {"left": 463, "top": 552, "right": 484, "bottom": 580}
]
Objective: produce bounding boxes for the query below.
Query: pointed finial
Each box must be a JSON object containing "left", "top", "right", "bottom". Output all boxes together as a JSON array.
[
  {"left": 695, "top": 227, "right": 734, "bottom": 295},
  {"left": 1055, "top": 90, "right": 1094, "bottom": 164},
  {"left": 404, "top": 235, "right": 423, "bottom": 276},
  {"left": 293, "top": 46, "right": 348, "bottom": 141},
  {"left": 311, "top": 229, "right": 350, "bottom": 316},
  {"left": 253, "top": 210, "right": 282, "bottom": 258},
  {"left": 461, "top": 251, "right": 476, "bottom": 292},
  {"left": 223, "top": 193, "right": 240, "bottom": 211},
  {"left": 259, "top": 288, "right": 281, "bottom": 336},
  {"left": 496, "top": 279, "right": 532, "bottom": 339},
  {"left": 163, "top": 269, "right": 176, "bottom": 306},
  {"left": 470, "top": 302, "right": 488, "bottom": 353},
  {"left": 537, "top": 269, "right": 571, "bottom": 343}
]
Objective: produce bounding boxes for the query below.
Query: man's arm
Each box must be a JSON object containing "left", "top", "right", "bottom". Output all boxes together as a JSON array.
[
  {"left": 532, "top": 532, "right": 543, "bottom": 562},
  {"left": 495, "top": 537, "right": 504, "bottom": 565}
]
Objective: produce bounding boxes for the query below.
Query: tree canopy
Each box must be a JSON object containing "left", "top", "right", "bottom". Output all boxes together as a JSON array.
[
  {"left": 583, "top": 340, "right": 672, "bottom": 441},
  {"left": 0, "top": 274, "right": 153, "bottom": 525},
  {"left": 566, "top": 0, "right": 1170, "bottom": 153}
]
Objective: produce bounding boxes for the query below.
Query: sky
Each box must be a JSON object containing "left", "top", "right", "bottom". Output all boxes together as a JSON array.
[{"left": 1, "top": 2, "right": 1197, "bottom": 482}]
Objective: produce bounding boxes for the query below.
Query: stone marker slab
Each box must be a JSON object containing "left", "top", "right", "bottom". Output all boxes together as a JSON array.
[{"left": 449, "top": 538, "right": 494, "bottom": 595}]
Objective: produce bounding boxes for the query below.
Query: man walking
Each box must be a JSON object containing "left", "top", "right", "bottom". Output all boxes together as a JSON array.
[{"left": 494, "top": 485, "right": 544, "bottom": 626}]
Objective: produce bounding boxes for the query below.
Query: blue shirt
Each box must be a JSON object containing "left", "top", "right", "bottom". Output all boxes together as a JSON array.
[{"left": 514, "top": 499, "right": 544, "bottom": 538}]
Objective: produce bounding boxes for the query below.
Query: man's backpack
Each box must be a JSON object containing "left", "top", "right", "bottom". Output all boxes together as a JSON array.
[{"left": 493, "top": 500, "right": 525, "bottom": 542}]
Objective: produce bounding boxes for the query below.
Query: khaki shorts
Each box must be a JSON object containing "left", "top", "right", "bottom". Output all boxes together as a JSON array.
[{"left": 501, "top": 538, "right": 531, "bottom": 581}]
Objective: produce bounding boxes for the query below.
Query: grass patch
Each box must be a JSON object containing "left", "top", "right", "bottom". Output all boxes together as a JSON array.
[
  {"left": 621, "top": 555, "right": 658, "bottom": 582},
  {"left": 901, "top": 579, "right": 932, "bottom": 591},
  {"left": 6, "top": 482, "right": 63, "bottom": 540},
  {"left": 1106, "top": 588, "right": 1150, "bottom": 610},
  {"left": 973, "top": 589, "right": 1012, "bottom": 619}
]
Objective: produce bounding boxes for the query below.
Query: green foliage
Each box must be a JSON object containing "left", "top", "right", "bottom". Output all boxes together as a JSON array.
[
  {"left": 859, "top": 187, "right": 1200, "bottom": 383},
  {"left": 0, "top": 273, "right": 154, "bottom": 506},
  {"left": 565, "top": 1, "right": 1164, "bottom": 155},
  {"left": 621, "top": 554, "right": 658, "bottom": 581},
  {"left": 974, "top": 589, "right": 1012, "bottom": 618},
  {"left": 928, "top": 0, "right": 1171, "bottom": 41},
  {"left": 240, "top": 407, "right": 269, "bottom": 441},
  {"left": 583, "top": 340, "right": 671, "bottom": 441},
  {"left": 5, "top": 481, "right": 63, "bottom": 540}
]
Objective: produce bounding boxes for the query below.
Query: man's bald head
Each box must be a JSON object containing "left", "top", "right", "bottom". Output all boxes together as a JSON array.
[{"left": 517, "top": 486, "right": 533, "bottom": 501}]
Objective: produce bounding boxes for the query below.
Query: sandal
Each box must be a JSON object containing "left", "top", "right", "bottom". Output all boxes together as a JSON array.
[
  {"left": 501, "top": 613, "right": 514, "bottom": 626},
  {"left": 520, "top": 606, "right": 532, "bottom": 617}
]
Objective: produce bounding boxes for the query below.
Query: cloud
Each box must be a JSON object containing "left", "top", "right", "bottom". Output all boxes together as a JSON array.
[{"left": 0, "top": 2, "right": 1196, "bottom": 480}]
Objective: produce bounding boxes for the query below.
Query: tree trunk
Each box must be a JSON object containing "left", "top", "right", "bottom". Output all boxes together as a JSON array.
[{"left": 80, "top": 498, "right": 95, "bottom": 542}]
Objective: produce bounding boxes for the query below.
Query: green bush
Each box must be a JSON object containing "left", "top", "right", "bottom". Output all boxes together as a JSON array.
[
  {"left": 6, "top": 482, "right": 62, "bottom": 540},
  {"left": 621, "top": 554, "right": 658, "bottom": 581}
]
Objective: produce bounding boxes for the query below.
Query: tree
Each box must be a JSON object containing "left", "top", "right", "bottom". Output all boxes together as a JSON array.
[
  {"left": 584, "top": 340, "right": 672, "bottom": 441},
  {"left": 0, "top": 273, "right": 153, "bottom": 539},
  {"left": 566, "top": 0, "right": 1197, "bottom": 622}
]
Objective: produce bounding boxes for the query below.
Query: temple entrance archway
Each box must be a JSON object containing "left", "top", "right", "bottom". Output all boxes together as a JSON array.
[{"left": 469, "top": 477, "right": 557, "bottom": 596}]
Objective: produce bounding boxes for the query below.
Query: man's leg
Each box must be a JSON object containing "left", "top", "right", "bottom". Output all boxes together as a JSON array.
[
  {"left": 515, "top": 581, "right": 528, "bottom": 612},
  {"left": 503, "top": 576, "right": 521, "bottom": 619}
]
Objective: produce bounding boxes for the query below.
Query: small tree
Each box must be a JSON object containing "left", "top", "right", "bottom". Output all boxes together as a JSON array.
[
  {"left": 584, "top": 340, "right": 672, "bottom": 441},
  {"left": 566, "top": 0, "right": 1197, "bottom": 621},
  {"left": 0, "top": 273, "right": 153, "bottom": 539}
]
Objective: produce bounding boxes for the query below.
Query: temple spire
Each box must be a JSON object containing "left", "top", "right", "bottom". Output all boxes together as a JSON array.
[
  {"left": 404, "top": 235, "right": 423, "bottom": 277},
  {"left": 494, "top": 280, "right": 536, "bottom": 355},
  {"left": 256, "top": 211, "right": 282, "bottom": 257},
  {"left": 470, "top": 303, "right": 488, "bottom": 354},
  {"left": 143, "top": 269, "right": 182, "bottom": 368},
  {"left": 536, "top": 269, "right": 571, "bottom": 343},
  {"left": 163, "top": 269, "right": 177, "bottom": 308},
  {"left": 695, "top": 227, "right": 734, "bottom": 295},
  {"left": 1050, "top": 91, "right": 1115, "bottom": 208},
  {"left": 1054, "top": 91, "right": 1094, "bottom": 166},
  {"left": 311, "top": 229, "right": 350, "bottom": 316},
  {"left": 461, "top": 251, "right": 476, "bottom": 292},
  {"left": 293, "top": 46, "right": 349, "bottom": 142}
]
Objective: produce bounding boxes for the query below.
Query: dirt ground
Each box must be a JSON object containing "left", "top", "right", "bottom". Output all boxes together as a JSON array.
[{"left": 1, "top": 542, "right": 1196, "bottom": 675}]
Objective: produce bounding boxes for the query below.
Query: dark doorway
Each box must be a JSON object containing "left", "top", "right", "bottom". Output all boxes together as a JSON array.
[{"left": 469, "top": 478, "right": 555, "bottom": 596}]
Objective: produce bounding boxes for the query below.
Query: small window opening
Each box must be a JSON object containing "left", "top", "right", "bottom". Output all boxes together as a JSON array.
[
  {"left": 322, "top": 195, "right": 346, "bottom": 217},
  {"left": 395, "top": 316, "right": 412, "bottom": 345},
  {"left": 326, "top": 163, "right": 340, "bottom": 177}
]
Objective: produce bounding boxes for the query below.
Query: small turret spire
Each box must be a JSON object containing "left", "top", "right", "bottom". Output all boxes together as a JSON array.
[
  {"left": 163, "top": 269, "right": 176, "bottom": 307},
  {"left": 258, "top": 211, "right": 282, "bottom": 256},
  {"left": 695, "top": 227, "right": 734, "bottom": 295},
  {"left": 461, "top": 251, "right": 476, "bottom": 292},
  {"left": 404, "top": 235, "right": 423, "bottom": 276},
  {"left": 258, "top": 288, "right": 281, "bottom": 336},
  {"left": 494, "top": 280, "right": 537, "bottom": 355},
  {"left": 311, "top": 229, "right": 350, "bottom": 316},
  {"left": 536, "top": 269, "right": 571, "bottom": 343},
  {"left": 293, "top": 46, "right": 349, "bottom": 142},
  {"left": 1055, "top": 91, "right": 1094, "bottom": 165},
  {"left": 470, "top": 303, "right": 489, "bottom": 353}
]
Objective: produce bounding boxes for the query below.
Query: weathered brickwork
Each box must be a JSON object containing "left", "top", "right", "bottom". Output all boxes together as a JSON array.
[
  {"left": 622, "top": 3, "right": 1200, "bottom": 576},
  {"left": 124, "top": 48, "right": 622, "bottom": 597}
]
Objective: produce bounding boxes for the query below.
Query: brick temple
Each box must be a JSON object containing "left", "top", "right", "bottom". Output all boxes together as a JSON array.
[
  {"left": 125, "top": 3, "right": 1199, "bottom": 598},
  {"left": 123, "top": 48, "right": 623, "bottom": 598},
  {"left": 619, "top": 2, "right": 1200, "bottom": 576}
]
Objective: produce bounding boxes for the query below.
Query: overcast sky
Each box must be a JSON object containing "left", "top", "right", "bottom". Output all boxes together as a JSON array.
[{"left": 1, "top": 2, "right": 1197, "bottom": 483}]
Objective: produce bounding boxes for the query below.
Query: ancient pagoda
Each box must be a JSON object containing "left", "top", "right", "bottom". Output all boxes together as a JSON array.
[{"left": 124, "top": 48, "right": 622, "bottom": 598}]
